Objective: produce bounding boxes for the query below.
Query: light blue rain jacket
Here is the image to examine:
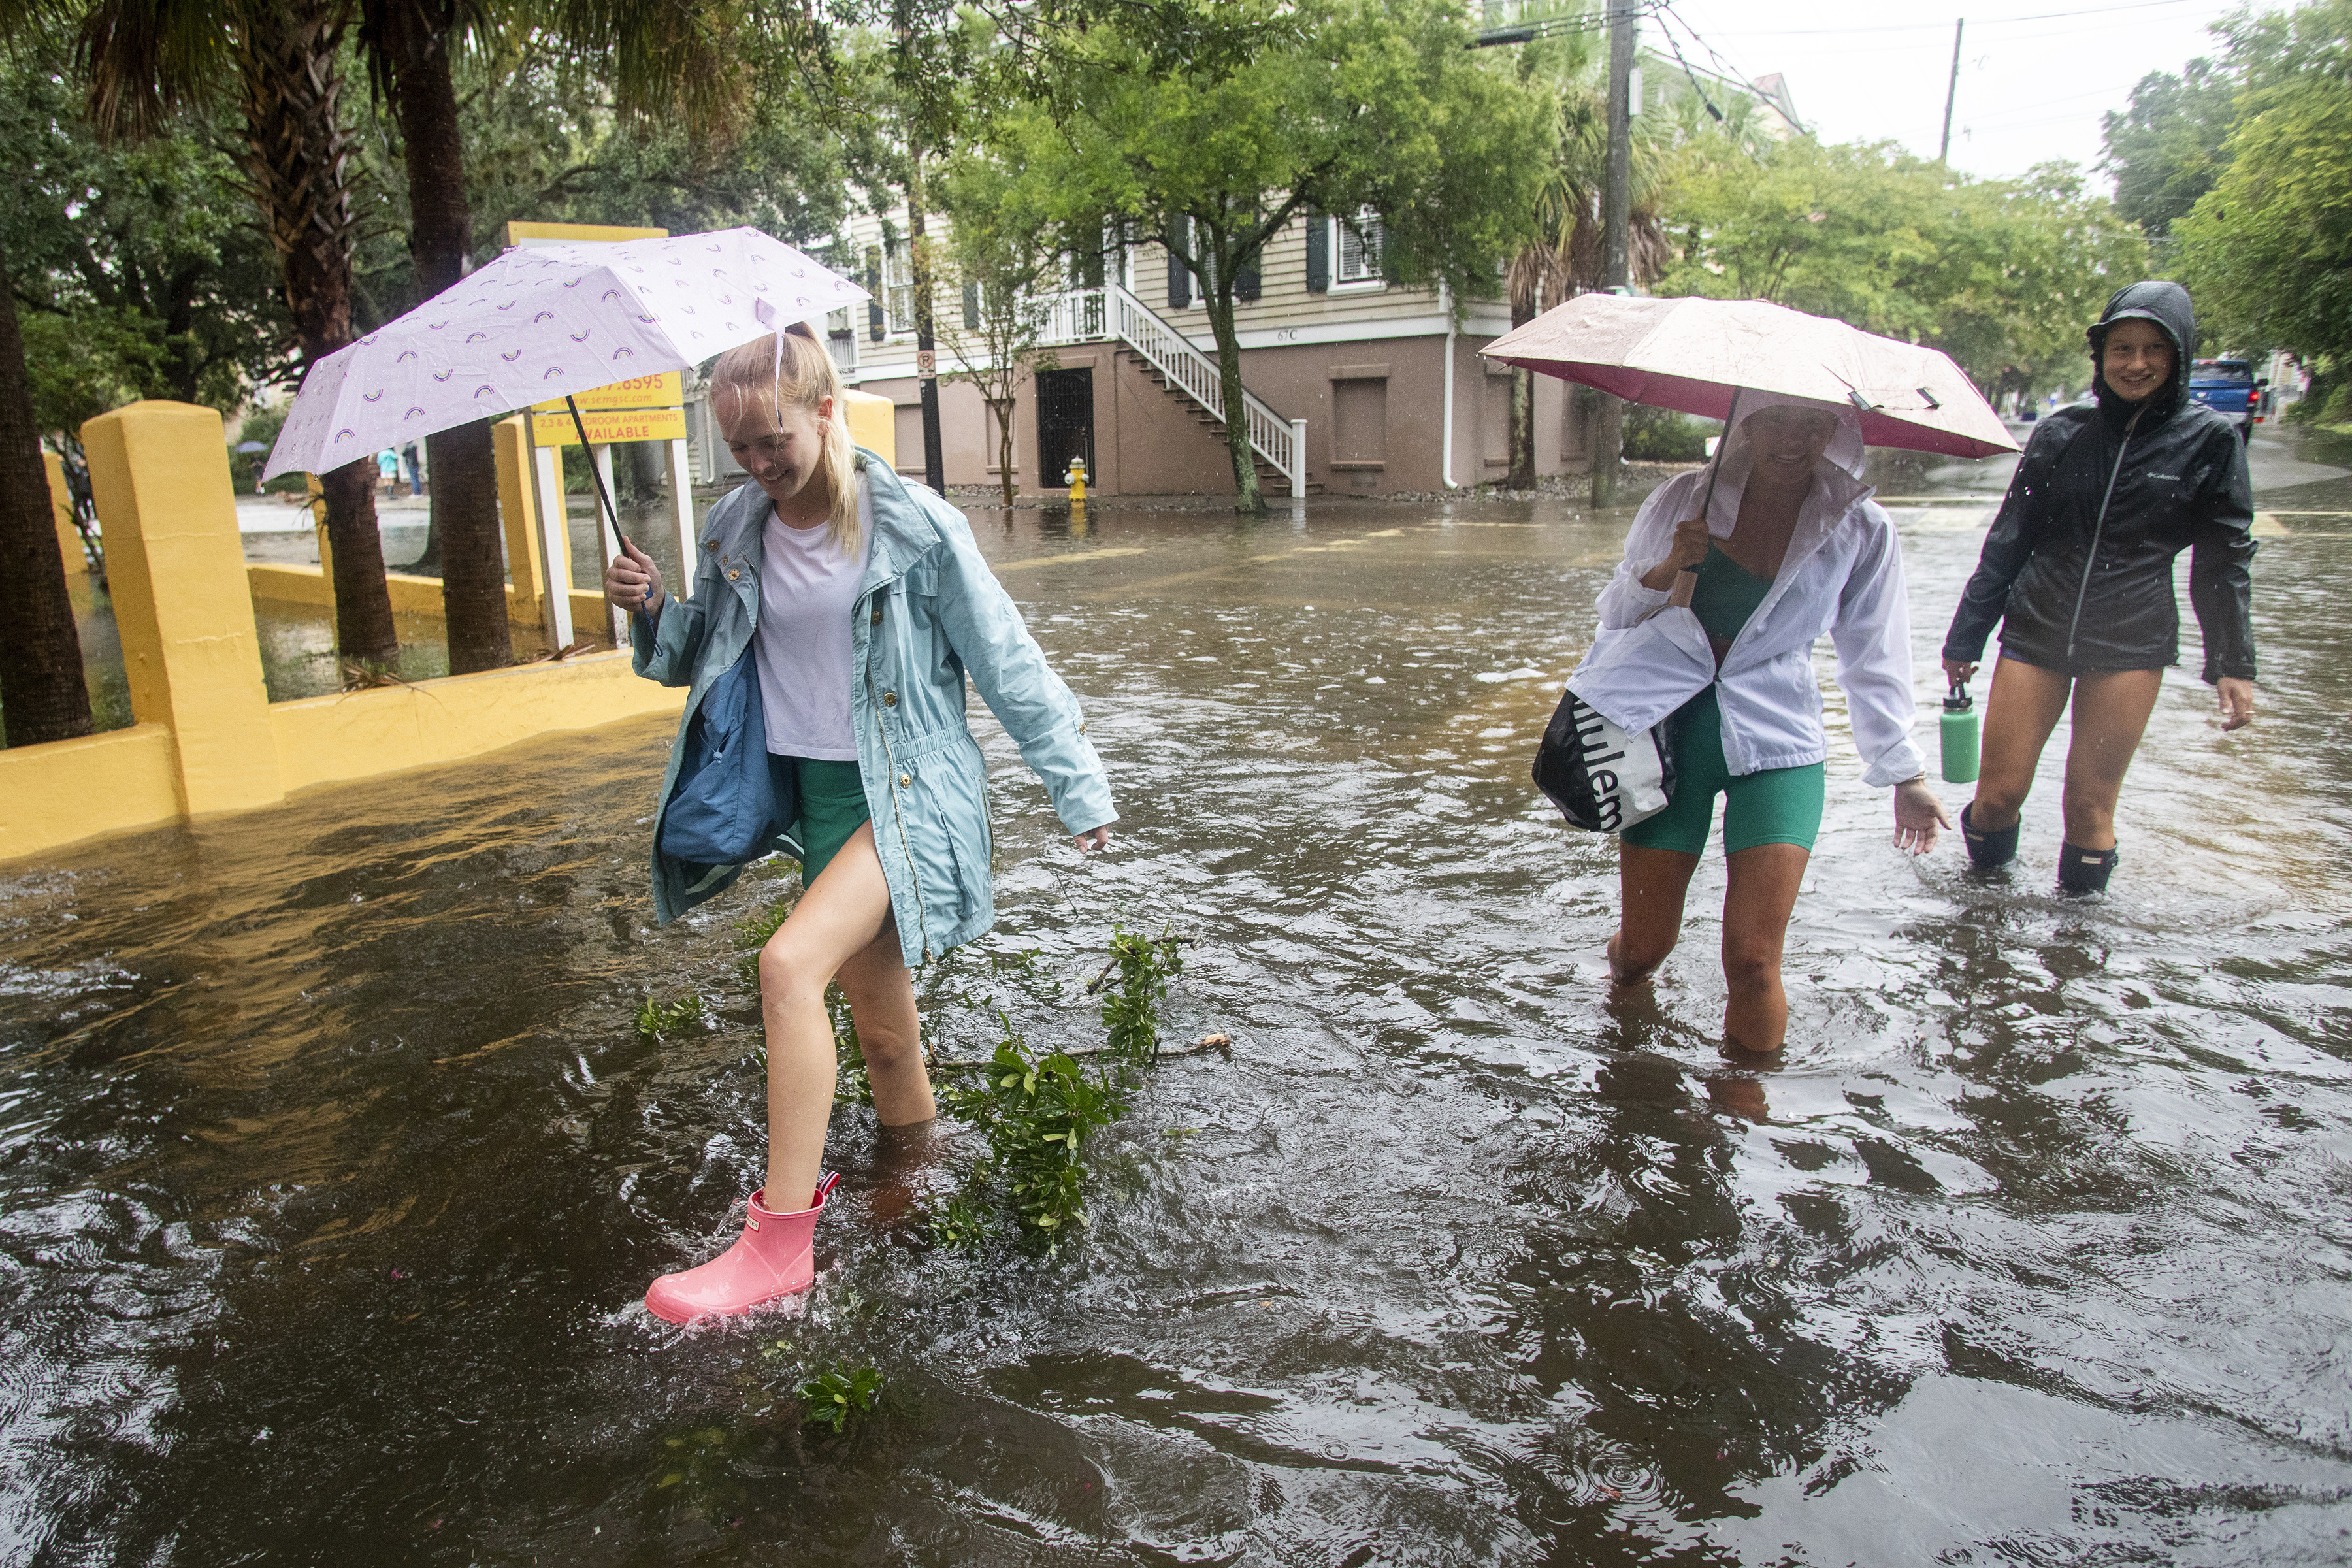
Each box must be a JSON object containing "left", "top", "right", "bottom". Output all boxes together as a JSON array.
[{"left": 629, "top": 452, "right": 1117, "bottom": 962}]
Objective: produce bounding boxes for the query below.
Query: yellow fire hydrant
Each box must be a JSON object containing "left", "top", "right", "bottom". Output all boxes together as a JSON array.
[{"left": 1062, "top": 457, "right": 1088, "bottom": 501}]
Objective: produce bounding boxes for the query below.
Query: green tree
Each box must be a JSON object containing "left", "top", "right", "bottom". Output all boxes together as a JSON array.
[
  {"left": 57, "top": 0, "right": 404, "bottom": 667},
  {"left": 937, "top": 153, "right": 1060, "bottom": 506},
  {"left": 998, "top": 0, "right": 1551, "bottom": 514},
  {"left": 2175, "top": 0, "right": 2352, "bottom": 376},
  {"left": 1656, "top": 137, "right": 2145, "bottom": 400},
  {"left": 0, "top": 229, "right": 93, "bottom": 747},
  {"left": 2100, "top": 57, "right": 2239, "bottom": 241}
]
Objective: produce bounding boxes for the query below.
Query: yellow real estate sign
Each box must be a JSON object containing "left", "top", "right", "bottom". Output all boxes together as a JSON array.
[
  {"left": 504, "top": 225, "right": 686, "bottom": 446},
  {"left": 530, "top": 406, "right": 689, "bottom": 446},
  {"left": 531, "top": 372, "right": 682, "bottom": 414}
]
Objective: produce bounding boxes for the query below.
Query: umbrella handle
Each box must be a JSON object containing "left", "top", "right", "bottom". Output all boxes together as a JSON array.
[{"left": 566, "top": 396, "right": 631, "bottom": 561}]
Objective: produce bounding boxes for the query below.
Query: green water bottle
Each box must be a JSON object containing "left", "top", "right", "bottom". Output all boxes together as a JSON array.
[{"left": 1941, "top": 679, "right": 1980, "bottom": 784}]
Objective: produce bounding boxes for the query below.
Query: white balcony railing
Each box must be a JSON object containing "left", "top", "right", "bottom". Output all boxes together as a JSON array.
[{"left": 1038, "top": 283, "right": 1306, "bottom": 498}]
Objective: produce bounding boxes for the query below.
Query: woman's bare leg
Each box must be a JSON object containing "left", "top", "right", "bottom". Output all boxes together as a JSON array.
[
  {"left": 2059, "top": 669, "right": 2164, "bottom": 850},
  {"left": 1969, "top": 657, "right": 2074, "bottom": 832},
  {"left": 1720, "top": 843, "right": 1808, "bottom": 1053},
  {"left": 833, "top": 920, "right": 934, "bottom": 1127},
  {"left": 757, "top": 823, "right": 895, "bottom": 1207},
  {"left": 1610, "top": 843, "right": 1701, "bottom": 985}
]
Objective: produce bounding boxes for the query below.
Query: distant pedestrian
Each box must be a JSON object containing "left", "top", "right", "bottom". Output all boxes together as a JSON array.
[
  {"left": 1584, "top": 395, "right": 1948, "bottom": 1056},
  {"left": 376, "top": 448, "right": 400, "bottom": 497},
  {"left": 401, "top": 443, "right": 423, "bottom": 497},
  {"left": 1942, "top": 280, "right": 2255, "bottom": 894}
]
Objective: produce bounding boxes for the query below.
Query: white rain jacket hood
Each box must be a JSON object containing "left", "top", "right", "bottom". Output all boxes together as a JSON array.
[{"left": 1569, "top": 392, "right": 1925, "bottom": 787}]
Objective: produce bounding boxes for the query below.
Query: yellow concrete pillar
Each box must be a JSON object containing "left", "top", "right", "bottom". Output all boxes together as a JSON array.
[
  {"left": 494, "top": 416, "right": 544, "bottom": 625},
  {"left": 81, "top": 400, "right": 283, "bottom": 817},
  {"left": 42, "top": 451, "right": 84, "bottom": 575},
  {"left": 842, "top": 388, "right": 896, "bottom": 468}
]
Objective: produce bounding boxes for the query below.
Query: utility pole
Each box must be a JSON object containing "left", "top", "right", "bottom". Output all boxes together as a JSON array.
[
  {"left": 1591, "top": 0, "right": 1635, "bottom": 510},
  {"left": 1939, "top": 19, "right": 1965, "bottom": 164},
  {"left": 894, "top": 0, "right": 946, "bottom": 495},
  {"left": 907, "top": 140, "right": 947, "bottom": 495}
]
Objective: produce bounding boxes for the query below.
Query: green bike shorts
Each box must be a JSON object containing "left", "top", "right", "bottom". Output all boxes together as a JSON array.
[
  {"left": 1620, "top": 686, "right": 1825, "bottom": 857},
  {"left": 766, "top": 755, "right": 872, "bottom": 885}
]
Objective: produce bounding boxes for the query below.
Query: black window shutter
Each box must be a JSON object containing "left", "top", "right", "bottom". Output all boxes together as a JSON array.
[
  {"left": 1237, "top": 250, "right": 1261, "bottom": 302},
  {"left": 962, "top": 279, "right": 980, "bottom": 331},
  {"left": 1305, "top": 209, "right": 1329, "bottom": 293},
  {"left": 866, "top": 247, "right": 885, "bottom": 342},
  {"left": 1167, "top": 215, "right": 1191, "bottom": 310}
]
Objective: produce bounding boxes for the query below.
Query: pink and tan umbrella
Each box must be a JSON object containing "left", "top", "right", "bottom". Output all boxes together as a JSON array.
[{"left": 1480, "top": 293, "right": 2017, "bottom": 458}]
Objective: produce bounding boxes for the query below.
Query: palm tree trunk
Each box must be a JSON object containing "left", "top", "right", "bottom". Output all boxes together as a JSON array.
[
  {"left": 235, "top": 0, "right": 400, "bottom": 667},
  {"left": 0, "top": 238, "right": 94, "bottom": 749},
  {"left": 372, "top": 0, "right": 510, "bottom": 672}
]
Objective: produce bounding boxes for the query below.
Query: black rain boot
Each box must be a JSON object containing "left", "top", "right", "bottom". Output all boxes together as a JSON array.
[
  {"left": 1961, "top": 802, "right": 2019, "bottom": 869},
  {"left": 2057, "top": 841, "right": 2119, "bottom": 895}
]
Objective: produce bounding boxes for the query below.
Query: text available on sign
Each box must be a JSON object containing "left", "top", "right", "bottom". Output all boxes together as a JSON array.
[{"left": 530, "top": 407, "right": 689, "bottom": 446}]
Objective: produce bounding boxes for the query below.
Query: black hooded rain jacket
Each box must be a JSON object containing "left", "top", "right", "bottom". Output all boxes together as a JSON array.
[{"left": 1943, "top": 281, "right": 2256, "bottom": 683}]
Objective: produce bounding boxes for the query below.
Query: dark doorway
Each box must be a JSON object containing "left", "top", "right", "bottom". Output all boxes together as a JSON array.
[{"left": 1036, "top": 367, "right": 1096, "bottom": 489}]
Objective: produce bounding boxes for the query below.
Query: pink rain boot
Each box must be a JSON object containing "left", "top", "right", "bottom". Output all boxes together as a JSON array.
[{"left": 645, "top": 1173, "right": 840, "bottom": 1325}]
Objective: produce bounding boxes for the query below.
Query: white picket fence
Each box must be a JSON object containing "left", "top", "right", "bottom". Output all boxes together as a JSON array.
[{"left": 1039, "top": 284, "right": 1307, "bottom": 497}]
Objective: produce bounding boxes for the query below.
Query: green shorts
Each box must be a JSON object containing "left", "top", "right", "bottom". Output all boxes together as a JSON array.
[
  {"left": 1620, "top": 686, "right": 1824, "bottom": 857},
  {"left": 767, "top": 755, "right": 871, "bottom": 885}
]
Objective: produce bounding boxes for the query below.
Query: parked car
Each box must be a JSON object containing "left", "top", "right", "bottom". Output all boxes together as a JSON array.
[{"left": 2189, "top": 357, "right": 2265, "bottom": 440}]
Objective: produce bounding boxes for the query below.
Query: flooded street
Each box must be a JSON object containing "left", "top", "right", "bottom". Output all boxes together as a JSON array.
[{"left": 5, "top": 427, "right": 2351, "bottom": 1563}]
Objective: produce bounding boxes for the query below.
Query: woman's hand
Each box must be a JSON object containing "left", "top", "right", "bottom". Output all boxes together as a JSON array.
[
  {"left": 1637, "top": 518, "right": 1710, "bottom": 591},
  {"left": 1893, "top": 778, "right": 1950, "bottom": 855},
  {"left": 1941, "top": 657, "right": 1978, "bottom": 687},
  {"left": 604, "top": 539, "right": 665, "bottom": 616},
  {"left": 1072, "top": 826, "right": 1111, "bottom": 853},
  {"left": 2217, "top": 676, "right": 2254, "bottom": 731}
]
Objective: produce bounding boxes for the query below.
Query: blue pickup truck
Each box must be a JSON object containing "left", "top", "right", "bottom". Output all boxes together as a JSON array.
[{"left": 2189, "top": 358, "right": 2264, "bottom": 440}]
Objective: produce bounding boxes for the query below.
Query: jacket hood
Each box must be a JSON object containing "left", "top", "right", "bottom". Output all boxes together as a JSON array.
[
  {"left": 1711, "top": 389, "right": 1873, "bottom": 518},
  {"left": 2089, "top": 280, "right": 2197, "bottom": 417}
]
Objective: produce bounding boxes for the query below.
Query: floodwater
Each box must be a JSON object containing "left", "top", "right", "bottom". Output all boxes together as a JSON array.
[{"left": 5, "top": 428, "right": 2351, "bottom": 1563}]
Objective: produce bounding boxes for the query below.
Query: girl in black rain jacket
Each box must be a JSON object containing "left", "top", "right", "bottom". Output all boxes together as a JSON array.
[{"left": 1941, "top": 280, "right": 2255, "bottom": 894}]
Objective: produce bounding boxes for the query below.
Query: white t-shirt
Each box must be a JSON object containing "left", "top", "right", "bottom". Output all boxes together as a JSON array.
[{"left": 755, "top": 478, "right": 870, "bottom": 760}]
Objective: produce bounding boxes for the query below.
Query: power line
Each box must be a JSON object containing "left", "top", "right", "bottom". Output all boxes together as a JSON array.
[{"left": 1701, "top": 0, "right": 2219, "bottom": 39}]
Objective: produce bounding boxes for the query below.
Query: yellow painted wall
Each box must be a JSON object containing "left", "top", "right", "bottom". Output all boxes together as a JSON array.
[
  {"left": 1, "top": 401, "right": 692, "bottom": 868},
  {"left": 270, "top": 650, "right": 681, "bottom": 795},
  {"left": 82, "top": 402, "right": 282, "bottom": 817},
  {"left": 0, "top": 724, "right": 179, "bottom": 853},
  {"left": 43, "top": 450, "right": 84, "bottom": 575},
  {"left": 244, "top": 561, "right": 598, "bottom": 634}
]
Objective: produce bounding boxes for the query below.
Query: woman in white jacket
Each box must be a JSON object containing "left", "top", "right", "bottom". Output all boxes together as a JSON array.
[{"left": 1575, "top": 394, "right": 1950, "bottom": 1053}]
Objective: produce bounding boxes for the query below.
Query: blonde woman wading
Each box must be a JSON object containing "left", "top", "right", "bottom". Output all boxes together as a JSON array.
[{"left": 604, "top": 325, "right": 1116, "bottom": 1324}]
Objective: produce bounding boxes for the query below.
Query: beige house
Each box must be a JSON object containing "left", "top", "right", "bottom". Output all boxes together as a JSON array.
[{"left": 805, "top": 208, "right": 1597, "bottom": 500}]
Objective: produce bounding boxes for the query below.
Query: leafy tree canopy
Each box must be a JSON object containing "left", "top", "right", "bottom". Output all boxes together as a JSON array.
[
  {"left": 0, "top": 33, "right": 289, "bottom": 433},
  {"left": 2099, "top": 57, "right": 2238, "bottom": 240},
  {"left": 1656, "top": 137, "right": 2146, "bottom": 395},
  {"left": 2174, "top": 0, "right": 2352, "bottom": 367}
]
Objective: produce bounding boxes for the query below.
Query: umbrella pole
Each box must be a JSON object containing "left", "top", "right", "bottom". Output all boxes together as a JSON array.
[
  {"left": 566, "top": 395, "right": 631, "bottom": 560},
  {"left": 1693, "top": 385, "right": 1742, "bottom": 538}
]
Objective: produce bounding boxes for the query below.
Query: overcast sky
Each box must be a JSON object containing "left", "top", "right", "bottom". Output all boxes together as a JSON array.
[{"left": 1652, "top": 0, "right": 2278, "bottom": 188}]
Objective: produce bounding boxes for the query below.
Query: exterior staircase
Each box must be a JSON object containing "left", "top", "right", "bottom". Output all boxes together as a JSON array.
[{"left": 1041, "top": 284, "right": 1318, "bottom": 497}]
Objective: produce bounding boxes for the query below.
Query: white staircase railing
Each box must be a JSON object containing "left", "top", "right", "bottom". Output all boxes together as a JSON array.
[{"left": 1041, "top": 284, "right": 1307, "bottom": 498}]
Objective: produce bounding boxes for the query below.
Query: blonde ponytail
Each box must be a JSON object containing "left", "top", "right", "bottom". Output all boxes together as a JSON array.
[{"left": 709, "top": 324, "right": 862, "bottom": 559}]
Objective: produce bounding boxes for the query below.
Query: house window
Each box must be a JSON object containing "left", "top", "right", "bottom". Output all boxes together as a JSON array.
[
  {"left": 1335, "top": 208, "right": 1384, "bottom": 287},
  {"left": 826, "top": 305, "right": 857, "bottom": 373},
  {"left": 884, "top": 244, "right": 915, "bottom": 335}
]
